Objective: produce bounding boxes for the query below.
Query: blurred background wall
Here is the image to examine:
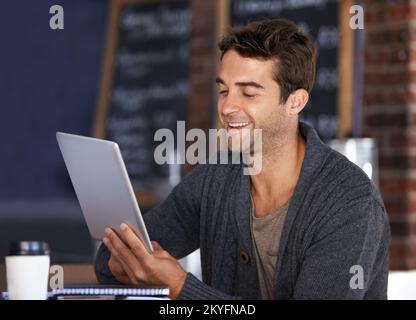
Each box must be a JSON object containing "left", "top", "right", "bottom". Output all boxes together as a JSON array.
[
  {"left": 0, "top": 0, "right": 108, "bottom": 263},
  {"left": 362, "top": 0, "right": 416, "bottom": 270}
]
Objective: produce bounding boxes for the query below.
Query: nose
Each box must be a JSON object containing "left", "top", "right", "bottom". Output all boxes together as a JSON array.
[{"left": 219, "top": 94, "right": 241, "bottom": 118}]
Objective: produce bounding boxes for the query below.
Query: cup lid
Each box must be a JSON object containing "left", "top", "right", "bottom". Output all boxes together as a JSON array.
[{"left": 8, "top": 241, "right": 50, "bottom": 256}]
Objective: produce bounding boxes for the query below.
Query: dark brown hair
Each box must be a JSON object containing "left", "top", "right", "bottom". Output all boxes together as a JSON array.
[{"left": 218, "top": 19, "right": 317, "bottom": 103}]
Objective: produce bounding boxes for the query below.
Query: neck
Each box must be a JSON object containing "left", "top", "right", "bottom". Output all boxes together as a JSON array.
[{"left": 249, "top": 124, "right": 306, "bottom": 215}]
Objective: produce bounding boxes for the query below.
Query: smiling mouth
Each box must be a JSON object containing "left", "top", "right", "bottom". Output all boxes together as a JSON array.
[{"left": 225, "top": 122, "right": 251, "bottom": 130}]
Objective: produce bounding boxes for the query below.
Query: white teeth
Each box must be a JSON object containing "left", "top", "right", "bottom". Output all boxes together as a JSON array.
[{"left": 228, "top": 122, "right": 249, "bottom": 128}]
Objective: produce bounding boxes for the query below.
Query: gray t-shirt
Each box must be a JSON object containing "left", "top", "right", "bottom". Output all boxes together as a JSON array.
[{"left": 250, "top": 195, "right": 290, "bottom": 299}]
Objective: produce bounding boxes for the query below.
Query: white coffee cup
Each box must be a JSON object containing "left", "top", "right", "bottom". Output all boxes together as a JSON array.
[{"left": 6, "top": 241, "right": 50, "bottom": 300}]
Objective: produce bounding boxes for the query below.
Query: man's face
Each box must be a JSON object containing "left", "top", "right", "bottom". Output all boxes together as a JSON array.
[{"left": 216, "top": 50, "right": 290, "bottom": 153}]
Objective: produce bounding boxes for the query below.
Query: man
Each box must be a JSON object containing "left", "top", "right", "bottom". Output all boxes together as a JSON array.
[{"left": 95, "top": 19, "right": 390, "bottom": 299}]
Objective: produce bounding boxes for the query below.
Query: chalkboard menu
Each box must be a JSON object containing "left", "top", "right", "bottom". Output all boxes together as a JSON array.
[
  {"left": 95, "top": 0, "right": 190, "bottom": 197},
  {"left": 230, "top": 0, "right": 339, "bottom": 141}
]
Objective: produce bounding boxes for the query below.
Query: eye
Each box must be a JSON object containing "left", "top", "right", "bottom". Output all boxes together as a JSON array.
[
  {"left": 243, "top": 92, "right": 256, "bottom": 98},
  {"left": 219, "top": 90, "right": 228, "bottom": 96}
]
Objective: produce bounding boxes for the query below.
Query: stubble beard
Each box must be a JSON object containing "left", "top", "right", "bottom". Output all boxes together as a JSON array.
[{"left": 259, "top": 105, "right": 290, "bottom": 168}]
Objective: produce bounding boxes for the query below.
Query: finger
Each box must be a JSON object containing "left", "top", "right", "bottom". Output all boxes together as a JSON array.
[
  {"left": 106, "top": 241, "right": 138, "bottom": 285},
  {"left": 119, "top": 223, "right": 150, "bottom": 260},
  {"left": 151, "top": 241, "right": 175, "bottom": 259},
  {"left": 104, "top": 229, "right": 138, "bottom": 266},
  {"left": 104, "top": 237, "right": 139, "bottom": 285},
  {"left": 108, "top": 255, "right": 124, "bottom": 274},
  {"left": 104, "top": 229, "right": 146, "bottom": 281},
  {"left": 109, "top": 255, "right": 136, "bottom": 285},
  {"left": 116, "top": 273, "right": 134, "bottom": 285},
  {"left": 151, "top": 241, "right": 163, "bottom": 251},
  {"left": 118, "top": 259, "right": 139, "bottom": 285},
  {"left": 151, "top": 241, "right": 171, "bottom": 259},
  {"left": 109, "top": 252, "right": 138, "bottom": 284}
]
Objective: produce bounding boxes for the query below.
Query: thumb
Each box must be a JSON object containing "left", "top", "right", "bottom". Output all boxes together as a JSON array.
[
  {"left": 151, "top": 241, "right": 172, "bottom": 259},
  {"left": 151, "top": 241, "right": 163, "bottom": 251}
]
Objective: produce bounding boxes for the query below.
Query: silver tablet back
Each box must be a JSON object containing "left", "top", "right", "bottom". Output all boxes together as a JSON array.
[{"left": 56, "top": 132, "right": 153, "bottom": 252}]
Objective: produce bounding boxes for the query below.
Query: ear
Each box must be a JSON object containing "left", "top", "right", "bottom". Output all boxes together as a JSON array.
[{"left": 286, "top": 89, "right": 309, "bottom": 115}]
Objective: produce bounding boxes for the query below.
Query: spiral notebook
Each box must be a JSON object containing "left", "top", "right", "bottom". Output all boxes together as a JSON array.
[{"left": 51, "top": 284, "right": 169, "bottom": 298}]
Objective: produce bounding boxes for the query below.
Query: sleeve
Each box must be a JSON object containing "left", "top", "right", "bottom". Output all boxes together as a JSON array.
[
  {"left": 177, "top": 273, "right": 243, "bottom": 300},
  {"left": 94, "top": 242, "right": 120, "bottom": 284},
  {"left": 142, "top": 164, "right": 207, "bottom": 259},
  {"left": 94, "top": 164, "right": 208, "bottom": 284},
  {"left": 292, "top": 195, "right": 390, "bottom": 300}
]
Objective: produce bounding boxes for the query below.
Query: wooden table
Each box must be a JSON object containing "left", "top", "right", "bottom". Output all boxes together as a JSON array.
[{"left": 0, "top": 264, "right": 97, "bottom": 292}]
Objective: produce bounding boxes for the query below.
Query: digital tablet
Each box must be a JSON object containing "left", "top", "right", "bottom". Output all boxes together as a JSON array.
[{"left": 56, "top": 132, "right": 154, "bottom": 253}]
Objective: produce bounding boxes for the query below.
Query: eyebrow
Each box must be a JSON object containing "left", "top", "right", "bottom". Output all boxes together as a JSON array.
[{"left": 215, "top": 77, "right": 265, "bottom": 90}]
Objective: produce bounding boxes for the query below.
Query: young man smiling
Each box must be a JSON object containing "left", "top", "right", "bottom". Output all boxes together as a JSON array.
[{"left": 95, "top": 19, "right": 390, "bottom": 300}]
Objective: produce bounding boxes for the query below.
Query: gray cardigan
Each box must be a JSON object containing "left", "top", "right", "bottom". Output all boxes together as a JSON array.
[{"left": 95, "top": 122, "right": 390, "bottom": 299}]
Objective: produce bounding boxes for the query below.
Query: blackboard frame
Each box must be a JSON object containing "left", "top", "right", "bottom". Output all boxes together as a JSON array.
[
  {"left": 93, "top": 0, "right": 191, "bottom": 208},
  {"left": 217, "top": 0, "right": 355, "bottom": 139}
]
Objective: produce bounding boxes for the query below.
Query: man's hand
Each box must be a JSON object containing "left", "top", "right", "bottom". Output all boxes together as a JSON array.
[
  {"left": 108, "top": 254, "right": 135, "bottom": 285},
  {"left": 103, "top": 223, "right": 187, "bottom": 299}
]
